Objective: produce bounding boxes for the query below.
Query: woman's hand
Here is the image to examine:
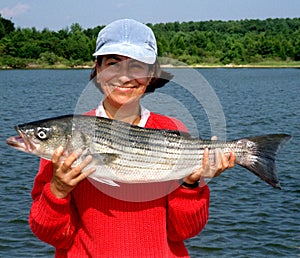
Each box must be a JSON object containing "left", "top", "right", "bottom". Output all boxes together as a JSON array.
[
  {"left": 50, "top": 146, "right": 95, "bottom": 199},
  {"left": 183, "top": 137, "right": 236, "bottom": 185}
]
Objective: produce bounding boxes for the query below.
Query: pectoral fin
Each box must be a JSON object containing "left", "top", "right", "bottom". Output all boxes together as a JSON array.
[
  {"left": 90, "top": 153, "right": 120, "bottom": 165},
  {"left": 86, "top": 153, "right": 121, "bottom": 187}
]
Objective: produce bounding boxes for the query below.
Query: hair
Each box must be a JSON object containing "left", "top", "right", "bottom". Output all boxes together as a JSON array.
[{"left": 89, "top": 56, "right": 173, "bottom": 93}]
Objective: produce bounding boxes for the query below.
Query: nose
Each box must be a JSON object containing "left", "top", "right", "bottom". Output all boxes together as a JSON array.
[{"left": 118, "top": 64, "right": 133, "bottom": 83}]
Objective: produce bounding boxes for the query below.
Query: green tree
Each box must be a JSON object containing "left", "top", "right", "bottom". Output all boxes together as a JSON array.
[{"left": 0, "top": 15, "right": 15, "bottom": 39}]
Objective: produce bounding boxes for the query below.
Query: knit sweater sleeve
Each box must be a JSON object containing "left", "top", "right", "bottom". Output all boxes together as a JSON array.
[
  {"left": 29, "top": 158, "right": 78, "bottom": 250},
  {"left": 167, "top": 182, "right": 210, "bottom": 242},
  {"left": 145, "top": 112, "right": 210, "bottom": 242}
]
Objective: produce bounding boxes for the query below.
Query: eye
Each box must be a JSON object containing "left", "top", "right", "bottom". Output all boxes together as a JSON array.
[
  {"left": 107, "top": 61, "right": 119, "bottom": 66},
  {"left": 129, "top": 61, "right": 149, "bottom": 76},
  {"left": 35, "top": 127, "right": 50, "bottom": 140},
  {"left": 104, "top": 57, "right": 120, "bottom": 67}
]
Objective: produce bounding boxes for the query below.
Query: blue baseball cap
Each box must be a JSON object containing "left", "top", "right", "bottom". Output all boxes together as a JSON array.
[{"left": 93, "top": 19, "right": 157, "bottom": 64}]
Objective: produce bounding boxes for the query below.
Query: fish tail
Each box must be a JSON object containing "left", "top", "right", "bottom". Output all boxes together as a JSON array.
[{"left": 235, "top": 134, "right": 292, "bottom": 189}]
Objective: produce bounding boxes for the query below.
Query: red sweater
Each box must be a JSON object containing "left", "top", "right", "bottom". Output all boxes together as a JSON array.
[{"left": 29, "top": 112, "right": 210, "bottom": 257}]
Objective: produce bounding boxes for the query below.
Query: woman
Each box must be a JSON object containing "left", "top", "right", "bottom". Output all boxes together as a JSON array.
[{"left": 29, "top": 19, "right": 235, "bottom": 257}]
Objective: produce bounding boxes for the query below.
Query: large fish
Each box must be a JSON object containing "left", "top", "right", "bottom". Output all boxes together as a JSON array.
[{"left": 6, "top": 115, "right": 291, "bottom": 189}]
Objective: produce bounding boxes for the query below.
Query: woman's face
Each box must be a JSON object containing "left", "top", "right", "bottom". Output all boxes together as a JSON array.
[{"left": 96, "top": 55, "right": 152, "bottom": 108}]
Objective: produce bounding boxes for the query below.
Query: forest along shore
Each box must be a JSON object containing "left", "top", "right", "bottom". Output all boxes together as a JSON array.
[{"left": 1, "top": 17, "right": 299, "bottom": 69}]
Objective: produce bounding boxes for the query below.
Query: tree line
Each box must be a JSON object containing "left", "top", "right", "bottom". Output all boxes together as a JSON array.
[{"left": 0, "top": 15, "right": 299, "bottom": 68}]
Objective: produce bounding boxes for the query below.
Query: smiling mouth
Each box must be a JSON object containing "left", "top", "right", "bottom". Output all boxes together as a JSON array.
[
  {"left": 114, "top": 85, "right": 137, "bottom": 89},
  {"left": 109, "top": 86, "right": 139, "bottom": 93}
]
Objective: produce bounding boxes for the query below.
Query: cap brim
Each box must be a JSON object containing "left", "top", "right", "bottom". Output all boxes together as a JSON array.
[{"left": 93, "top": 43, "right": 156, "bottom": 64}]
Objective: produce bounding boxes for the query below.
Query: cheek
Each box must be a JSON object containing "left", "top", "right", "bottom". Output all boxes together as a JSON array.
[
  {"left": 135, "top": 77, "right": 150, "bottom": 86},
  {"left": 97, "top": 73, "right": 114, "bottom": 93},
  {"left": 97, "top": 71, "right": 112, "bottom": 85},
  {"left": 136, "top": 84, "right": 148, "bottom": 95}
]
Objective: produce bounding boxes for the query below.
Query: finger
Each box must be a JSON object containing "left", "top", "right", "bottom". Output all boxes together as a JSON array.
[
  {"left": 184, "top": 148, "right": 210, "bottom": 183},
  {"left": 80, "top": 155, "right": 93, "bottom": 169},
  {"left": 185, "top": 168, "right": 202, "bottom": 183},
  {"left": 221, "top": 152, "right": 230, "bottom": 168},
  {"left": 207, "top": 148, "right": 224, "bottom": 178},
  {"left": 202, "top": 148, "right": 210, "bottom": 168},
  {"left": 66, "top": 154, "right": 93, "bottom": 180},
  {"left": 74, "top": 155, "right": 93, "bottom": 175},
  {"left": 68, "top": 167, "right": 96, "bottom": 187},
  {"left": 214, "top": 148, "right": 223, "bottom": 170},
  {"left": 228, "top": 151, "right": 236, "bottom": 168},
  {"left": 202, "top": 148, "right": 212, "bottom": 176},
  {"left": 52, "top": 146, "right": 64, "bottom": 165},
  {"left": 61, "top": 149, "right": 83, "bottom": 171},
  {"left": 81, "top": 167, "right": 96, "bottom": 179}
]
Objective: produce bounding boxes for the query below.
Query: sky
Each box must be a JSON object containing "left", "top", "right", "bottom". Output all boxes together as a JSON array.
[{"left": 0, "top": 0, "right": 299, "bottom": 31}]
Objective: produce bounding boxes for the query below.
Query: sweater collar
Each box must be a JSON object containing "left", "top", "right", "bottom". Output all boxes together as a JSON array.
[{"left": 95, "top": 101, "right": 150, "bottom": 127}]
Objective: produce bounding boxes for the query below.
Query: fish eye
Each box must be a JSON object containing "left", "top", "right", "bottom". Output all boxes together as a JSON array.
[{"left": 35, "top": 127, "right": 50, "bottom": 140}]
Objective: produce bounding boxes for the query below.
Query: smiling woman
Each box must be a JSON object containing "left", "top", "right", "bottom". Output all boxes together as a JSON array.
[{"left": 27, "top": 18, "right": 235, "bottom": 257}]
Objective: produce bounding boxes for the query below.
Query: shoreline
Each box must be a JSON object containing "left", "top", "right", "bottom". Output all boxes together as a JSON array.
[
  {"left": 1, "top": 62, "right": 300, "bottom": 70},
  {"left": 162, "top": 64, "right": 300, "bottom": 69}
]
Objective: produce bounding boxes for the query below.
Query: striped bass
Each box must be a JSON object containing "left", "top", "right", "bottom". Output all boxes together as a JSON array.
[{"left": 6, "top": 115, "right": 291, "bottom": 189}]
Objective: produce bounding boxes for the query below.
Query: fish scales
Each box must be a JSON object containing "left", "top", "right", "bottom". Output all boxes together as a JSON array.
[
  {"left": 93, "top": 125, "right": 198, "bottom": 158},
  {"left": 92, "top": 124, "right": 250, "bottom": 181},
  {"left": 94, "top": 126, "right": 203, "bottom": 162},
  {"left": 76, "top": 116, "right": 211, "bottom": 180}
]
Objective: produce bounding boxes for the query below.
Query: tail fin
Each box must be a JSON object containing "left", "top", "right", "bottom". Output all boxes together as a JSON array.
[{"left": 236, "top": 134, "right": 292, "bottom": 189}]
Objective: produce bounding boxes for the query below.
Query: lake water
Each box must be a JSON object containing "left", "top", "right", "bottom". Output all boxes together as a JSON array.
[{"left": 0, "top": 68, "right": 299, "bottom": 257}]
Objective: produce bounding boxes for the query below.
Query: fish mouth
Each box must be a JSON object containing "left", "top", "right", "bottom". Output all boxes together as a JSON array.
[{"left": 6, "top": 127, "right": 36, "bottom": 153}]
